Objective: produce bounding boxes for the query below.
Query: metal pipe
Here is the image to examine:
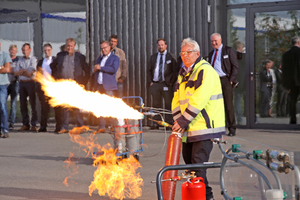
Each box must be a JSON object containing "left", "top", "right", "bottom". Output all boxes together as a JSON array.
[
  {"left": 156, "top": 163, "right": 222, "bottom": 200},
  {"left": 248, "top": 156, "right": 282, "bottom": 190},
  {"left": 235, "top": 148, "right": 282, "bottom": 189},
  {"left": 291, "top": 165, "right": 300, "bottom": 200},
  {"left": 219, "top": 145, "right": 273, "bottom": 200}
]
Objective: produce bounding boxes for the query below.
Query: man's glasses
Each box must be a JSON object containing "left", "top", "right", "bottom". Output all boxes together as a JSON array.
[
  {"left": 179, "top": 50, "right": 197, "bottom": 56},
  {"left": 101, "top": 46, "right": 110, "bottom": 50}
]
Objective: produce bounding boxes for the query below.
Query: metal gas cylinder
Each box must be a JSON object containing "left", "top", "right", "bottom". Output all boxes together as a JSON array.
[
  {"left": 162, "top": 132, "right": 182, "bottom": 200},
  {"left": 182, "top": 177, "right": 206, "bottom": 200}
]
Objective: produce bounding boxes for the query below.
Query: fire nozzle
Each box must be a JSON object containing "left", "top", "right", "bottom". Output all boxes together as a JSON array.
[
  {"left": 151, "top": 171, "right": 197, "bottom": 183},
  {"left": 149, "top": 118, "right": 173, "bottom": 128}
]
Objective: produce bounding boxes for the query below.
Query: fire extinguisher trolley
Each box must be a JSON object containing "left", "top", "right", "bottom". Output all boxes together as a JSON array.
[
  {"left": 93, "top": 96, "right": 144, "bottom": 160},
  {"left": 155, "top": 139, "right": 300, "bottom": 200}
]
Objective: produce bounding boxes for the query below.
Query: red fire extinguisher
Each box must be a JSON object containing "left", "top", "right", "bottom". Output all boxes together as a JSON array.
[{"left": 182, "top": 177, "right": 206, "bottom": 200}]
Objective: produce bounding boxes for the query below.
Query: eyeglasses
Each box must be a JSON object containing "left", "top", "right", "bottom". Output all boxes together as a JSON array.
[
  {"left": 100, "top": 46, "right": 110, "bottom": 50},
  {"left": 179, "top": 50, "right": 197, "bottom": 56}
]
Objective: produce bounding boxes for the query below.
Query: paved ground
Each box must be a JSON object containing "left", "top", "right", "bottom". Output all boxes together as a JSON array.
[{"left": 0, "top": 123, "right": 299, "bottom": 200}]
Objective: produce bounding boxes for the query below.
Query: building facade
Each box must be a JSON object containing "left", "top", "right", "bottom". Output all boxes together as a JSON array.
[{"left": 1, "top": 0, "right": 300, "bottom": 128}]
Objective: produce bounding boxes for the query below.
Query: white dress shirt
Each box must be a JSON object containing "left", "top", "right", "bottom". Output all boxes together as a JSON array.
[{"left": 97, "top": 52, "right": 111, "bottom": 84}]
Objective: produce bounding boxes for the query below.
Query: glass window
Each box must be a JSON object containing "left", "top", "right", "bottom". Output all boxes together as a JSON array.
[
  {"left": 227, "top": 8, "right": 246, "bottom": 125},
  {"left": 228, "top": 0, "right": 287, "bottom": 5},
  {"left": 254, "top": 10, "right": 300, "bottom": 123}
]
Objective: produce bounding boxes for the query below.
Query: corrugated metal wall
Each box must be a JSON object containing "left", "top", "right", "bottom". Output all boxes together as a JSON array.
[{"left": 87, "top": 0, "right": 214, "bottom": 116}]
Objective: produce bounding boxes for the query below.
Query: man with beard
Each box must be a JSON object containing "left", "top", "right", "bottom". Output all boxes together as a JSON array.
[{"left": 147, "top": 38, "right": 177, "bottom": 129}]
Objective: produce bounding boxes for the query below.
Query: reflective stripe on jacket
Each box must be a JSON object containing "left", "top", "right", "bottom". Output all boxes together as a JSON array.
[{"left": 172, "top": 57, "right": 226, "bottom": 142}]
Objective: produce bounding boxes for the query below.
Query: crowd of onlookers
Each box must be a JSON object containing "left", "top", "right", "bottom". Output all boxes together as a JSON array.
[
  {"left": 0, "top": 35, "right": 128, "bottom": 138},
  {"left": 1, "top": 34, "right": 300, "bottom": 140}
]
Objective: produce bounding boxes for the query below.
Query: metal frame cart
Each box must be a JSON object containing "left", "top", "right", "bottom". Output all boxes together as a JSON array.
[{"left": 92, "top": 96, "right": 144, "bottom": 161}]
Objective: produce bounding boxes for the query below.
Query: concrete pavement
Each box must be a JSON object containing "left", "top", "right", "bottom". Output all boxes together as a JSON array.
[{"left": 0, "top": 123, "right": 299, "bottom": 200}]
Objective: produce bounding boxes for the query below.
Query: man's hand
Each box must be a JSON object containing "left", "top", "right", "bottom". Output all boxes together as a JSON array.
[
  {"left": 93, "top": 64, "right": 101, "bottom": 72},
  {"left": 172, "top": 121, "right": 185, "bottom": 133},
  {"left": 23, "top": 69, "right": 32, "bottom": 77},
  {"left": 118, "top": 79, "right": 124, "bottom": 83},
  {"left": 14, "top": 69, "right": 25, "bottom": 76},
  {"left": 150, "top": 82, "right": 153, "bottom": 86}
]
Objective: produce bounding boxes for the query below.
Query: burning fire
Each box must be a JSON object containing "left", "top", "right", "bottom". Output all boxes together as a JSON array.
[
  {"left": 35, "top": 73, "right": 143, "bottom": 119},
  {"left": 64, "top": 128, "right": 143, "bottom": 199},
  {"left": 90, "top": 145, "right": 143, "bottom": 199},
  {"left": 36, "top": 74, "right": 144, "bottom": 199}
]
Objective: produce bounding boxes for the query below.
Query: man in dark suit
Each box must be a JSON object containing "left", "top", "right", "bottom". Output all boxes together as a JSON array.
[
  {"left": 259, "top": 60, "right": 273, "bottom": 117},
  {"left": 233, "top": 41, "right": 246, "bottom": 125},
  {"left": 147, "top": 38, "right": 177, "bottom": 129},
  {"left": 93, "top": 40, "right": 119, "bottom": 133},
  {"left": 208, "top": 33, "right": 239, "bottom": 136},
  {"left": 50, "top": 38, "right": 90, "bottom": 133},
  {"left": 282, "top": 36, "right": 300, "bottom": 124},
  {"left": 275, "top": 64, "right": 288, "bottom": 117},
  {"left": 36, "top": 43, "right": 55, "bottom": 132}
]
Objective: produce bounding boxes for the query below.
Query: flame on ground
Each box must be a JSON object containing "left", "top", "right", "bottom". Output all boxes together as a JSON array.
[
  {"left": 64, "top": 128, "right": 143, "bottom": 199},
  {"left": 35, "top": 73, "right": 143, "bottom": 119},
  {"left": 63, "top": 152, "right": 79, "bottom": 186},
  {"left": 90, "top": 144, "right": 143, "bottom": 199}
]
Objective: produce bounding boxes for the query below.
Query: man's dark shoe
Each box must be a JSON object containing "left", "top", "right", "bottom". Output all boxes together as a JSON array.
[
  {"left": 2, "top": 133, "right": 9, "bottom": 138},
  {"left": 9, "top": 124, "right": 14, "bottom": 130},
  {"left": 30, "top": 126, "right": 38, "bottom": 132},
  {"left": 290, "top": 121, "right": 297, "bottom": 124},
  {"left": 150, "top": 125, "right": 159, "bottom": 130},
  {"left": 18, "top": 125, "right": 30, "bottom": 131},
  {"left": 227, "top": 131, "right": 236, "bottom": 137},
  {"left": 58, "top": 129, "right": 69, "bottom": 134},
  {"left": 38, "top": 128, "right": 47, "bottom": 132},
  {"left": 96, "top": 128, "right": 105, "bottom": 134},
  {"left": 54, "top": 129, "right": 61, "bottom": 133}
]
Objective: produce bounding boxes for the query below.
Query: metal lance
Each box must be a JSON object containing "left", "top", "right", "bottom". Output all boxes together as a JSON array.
[{"left": 162, "top": 132, "right": 182, "bottom": 200}]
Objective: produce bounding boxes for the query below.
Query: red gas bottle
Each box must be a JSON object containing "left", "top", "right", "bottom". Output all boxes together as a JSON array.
[{"left": 182, "top": 177, "right": 206, "bottom": 200}]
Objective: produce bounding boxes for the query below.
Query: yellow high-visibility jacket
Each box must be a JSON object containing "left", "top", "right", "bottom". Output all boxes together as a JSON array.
[{"left": 172, "top": 57, "right": 225, "bottom": 142}]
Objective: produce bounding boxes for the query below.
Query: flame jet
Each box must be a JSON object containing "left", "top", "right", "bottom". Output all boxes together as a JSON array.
[{"left": 36, "top": 73, "right": 143, "bottom": 120}]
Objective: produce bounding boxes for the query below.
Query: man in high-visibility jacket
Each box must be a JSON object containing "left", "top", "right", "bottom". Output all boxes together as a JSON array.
[{"left": 172, "top": 38, "right": 225, "bottom": 200}]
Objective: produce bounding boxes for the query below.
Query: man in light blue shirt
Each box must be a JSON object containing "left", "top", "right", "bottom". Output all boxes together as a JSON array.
[
  {"left": 0, "top": 43, "right": 12, "bottom": 138},
  {"left": 14, "top": 43, "right": 38, "bottom": 132}
]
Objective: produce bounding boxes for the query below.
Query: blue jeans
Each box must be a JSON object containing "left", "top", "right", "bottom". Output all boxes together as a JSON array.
[
  {"left": 0, "top": 84, "right": 9, "bottom": 133},
  {"left": 7, "top": 82, "right": 19, "bottom": 126},
  {"left": 234, "top": 91, "right": 245, "bottom": 124},
  {"left": 62, "top": 108, "right": 84, "bottom": 130}
]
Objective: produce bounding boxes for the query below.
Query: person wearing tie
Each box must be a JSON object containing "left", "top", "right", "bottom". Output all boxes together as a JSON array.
[
  {"left": 93, "top": 40, "right": 119, "bottom": 133},
  {"left": 147, "top": 38, "right": 177, "bottom": 130},
  {"left": 208, "top": 33, "right": 239, "bottom": 136}
]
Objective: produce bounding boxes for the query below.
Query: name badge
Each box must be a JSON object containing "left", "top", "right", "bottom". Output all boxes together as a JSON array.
[
  {"left": 223, "top": 55, "right": 229, "bottom": 59},
  {"left": 166, "top": 60, "right": 171, "bottom": 64},
  {"left": 163, "top": 87, "right": 169, "bottom": 91}
]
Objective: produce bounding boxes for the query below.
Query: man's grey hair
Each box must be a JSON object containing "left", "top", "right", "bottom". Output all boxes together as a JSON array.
[
  {"left": 181, "top": 38, "right": 200, "bottom": 53},
  {"left": 210, "top": 33, "right": 222, "bottom": 39},
  {"left": 291, "top": 36, "right": 300, "bottom": 46}
]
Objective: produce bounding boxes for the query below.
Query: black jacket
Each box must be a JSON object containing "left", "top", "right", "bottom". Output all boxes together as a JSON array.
[
  {"left": 282, "top": 46, "right": 300, "bottom": 89},
  {"left": 208, "top": 45, "right": 239, "bottom": 83},
  {"left": 147, "top": 52, "right": 177, "bottom": 86},
  {"left": 50, "top": 51, "right": 90, "bottom": 86}
]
